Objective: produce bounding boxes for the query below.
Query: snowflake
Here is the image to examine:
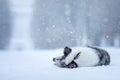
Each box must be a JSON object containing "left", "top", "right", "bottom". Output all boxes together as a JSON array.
[
  {"left": 105, "top": 35, "right": 109, "bottom": 39},
  {"left": 103, "top": 18, "right": 109, "bottom": 23}
]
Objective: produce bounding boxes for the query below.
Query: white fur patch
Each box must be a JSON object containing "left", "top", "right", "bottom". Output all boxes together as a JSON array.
[{"left": 65, "top": 47, "right": 99, "bottom": 67}]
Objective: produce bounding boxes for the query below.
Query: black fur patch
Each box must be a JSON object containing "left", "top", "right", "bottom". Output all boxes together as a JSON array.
[
  {"left": 88, "top": 46, "right": 110, "bottom": 66},
  {"left": 74, "top": 52, "right": 81, "bottom": 60},
  {"left": 64, "top": 46, "right": 72, "bottom": 57},
  {"left": 67, "top": 61, "right": 78, "bottom": 68}
]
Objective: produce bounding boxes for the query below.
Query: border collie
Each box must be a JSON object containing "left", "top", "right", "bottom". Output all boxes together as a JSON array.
[{"left": 53, "top": 46, "right": 110, "bottom": 68}]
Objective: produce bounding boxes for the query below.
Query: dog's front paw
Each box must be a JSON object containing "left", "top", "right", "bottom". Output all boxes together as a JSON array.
[
  {"left": 67, "top": 61, "right": 78, "bottom": 68},
  {"left": 67, "top": 63, "right": 77, "bottom": 68}
]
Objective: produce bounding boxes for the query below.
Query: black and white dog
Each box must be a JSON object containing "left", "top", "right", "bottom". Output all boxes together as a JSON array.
[{"left": 53, "top": 46, "right": 110, "bottom": 68}]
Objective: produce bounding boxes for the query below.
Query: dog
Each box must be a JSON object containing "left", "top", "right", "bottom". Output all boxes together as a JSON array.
[{"left": 53, "top": 46, "right": 110, "bottom": 68}]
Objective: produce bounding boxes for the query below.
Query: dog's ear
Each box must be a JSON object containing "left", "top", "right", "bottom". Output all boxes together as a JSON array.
[{"left": 64, "top": 46, "right": 72, "bottom": 57}]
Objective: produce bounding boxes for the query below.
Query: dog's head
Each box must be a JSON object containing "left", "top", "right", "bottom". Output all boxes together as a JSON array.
[{"left": 53, "top": 46, "right": 72, "bottom": 67}]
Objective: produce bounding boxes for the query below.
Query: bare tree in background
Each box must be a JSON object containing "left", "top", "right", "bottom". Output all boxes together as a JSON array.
[{"left": 0, "top": 0, "right": 12, "bottom": 49}]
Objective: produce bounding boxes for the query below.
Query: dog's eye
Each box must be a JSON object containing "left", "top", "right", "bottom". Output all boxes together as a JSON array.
[
  {"left": 60, "top": 56, "right": 65, "bottom": 60},
  {"left": 56, "top": 58, "right": 62, "bottom": 61},
  {"left": 59, "top": 56, "right": 65, "bottom": 61},
  {"left": 56, "top": 59, "right": 59, "bottom": 60},
  {"left": 62, "top": 56, "right": 65, "bottom": 59},
  {"left": 60, "top": 58, "right": 63, "bottom": 61}
]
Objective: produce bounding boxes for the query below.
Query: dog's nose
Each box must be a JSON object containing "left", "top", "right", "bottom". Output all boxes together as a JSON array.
[{"left": 53, "top": 58, "right": 55, "bottom": 62}]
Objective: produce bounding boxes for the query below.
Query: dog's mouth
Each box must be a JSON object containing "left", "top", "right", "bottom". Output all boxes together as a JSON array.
[
  {"left": 53, "top": 56, "right": 66, "bottom": 67},
  {"left": 53, "top": 56, "right": 65, "bottom": 62}
]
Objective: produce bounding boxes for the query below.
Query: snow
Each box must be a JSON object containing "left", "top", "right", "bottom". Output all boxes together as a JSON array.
[{"left": 0, "top": 48, "right": 120, "bottom": 80}]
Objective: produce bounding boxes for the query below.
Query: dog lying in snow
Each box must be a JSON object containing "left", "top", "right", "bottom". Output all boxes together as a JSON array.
[{"left": 53, "top": 46, "right": 110, "bottom": 68}]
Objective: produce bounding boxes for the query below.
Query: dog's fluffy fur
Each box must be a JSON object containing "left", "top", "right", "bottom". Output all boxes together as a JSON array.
[{"left": 53, "top": 46, "right": 110, "bottom": 68}]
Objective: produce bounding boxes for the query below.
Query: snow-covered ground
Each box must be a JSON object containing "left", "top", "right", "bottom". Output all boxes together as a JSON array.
[{"left": 0, "top": 48, "right": 120, "bottom": 80}]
